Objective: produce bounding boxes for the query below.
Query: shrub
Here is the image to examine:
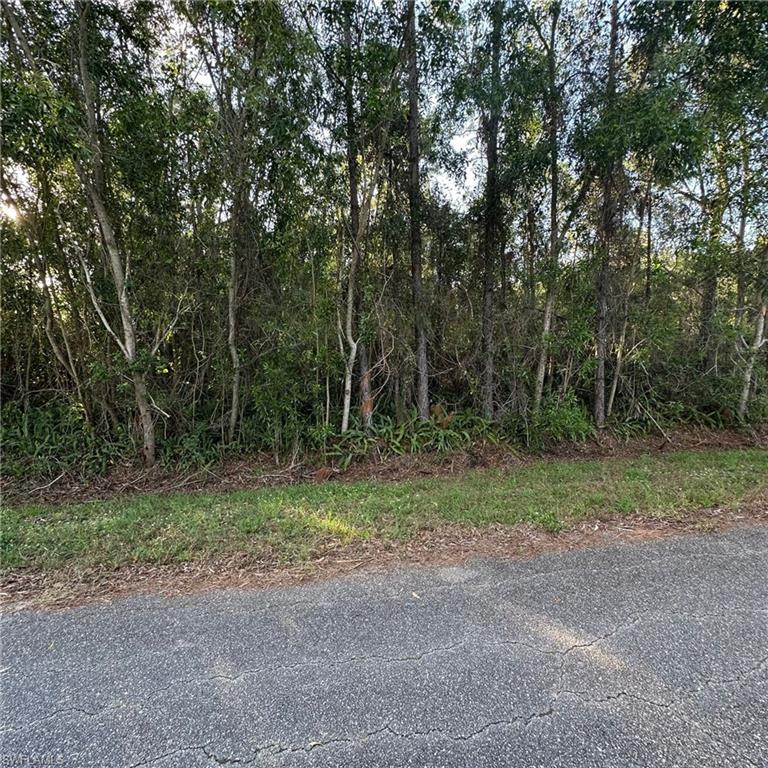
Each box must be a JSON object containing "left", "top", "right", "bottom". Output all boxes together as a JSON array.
[
  {"left": 0, "top": 399, "right": 128, "bottom": 478},
  {"left": 533, "top": 393, "right": 594, "bottom": 445}
]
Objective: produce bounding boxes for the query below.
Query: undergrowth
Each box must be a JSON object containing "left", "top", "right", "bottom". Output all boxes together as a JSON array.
[{"left": 1, "top": 393, "right": 763, "bottom": 481}]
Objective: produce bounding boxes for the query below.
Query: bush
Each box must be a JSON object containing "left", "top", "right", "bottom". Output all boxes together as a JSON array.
[
  {"left": 532, "top": 393, "right": 594, "bottom": 445},
  {"left": 323, "top": 411, "right": 499, "bottom": 469},
  {"left": 0, "top": 399, "right": 128, "bottom": 478}
]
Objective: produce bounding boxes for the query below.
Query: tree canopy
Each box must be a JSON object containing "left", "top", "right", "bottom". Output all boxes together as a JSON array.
[{"left": 2, "top": 0, "right": 767, "bottom": 473}]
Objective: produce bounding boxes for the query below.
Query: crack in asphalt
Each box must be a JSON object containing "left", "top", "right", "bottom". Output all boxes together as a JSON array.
[
  {"left": 558, "top": 688, "right": 670, "bottom": 708},
  {"left": 189, "top": 708, "right": 561, "bottom": 766},
  {"left": 132, "top": 676, "right": 757, "bottom": 768},
  {"left": 689, "top": 653, "right": 768, "bottom": 691},
  {"left": 3, "top": 616, "right": 642, "bottom": 734},
  {"left": 0, "top": 700, "right": 142, "bottom": 734},
  {"left": 117, "top": 611, "right": 765, "bottom": 767},
  {"left": 4, "top": 527, "right": 766, "bottom": 767},
  {"left": 127, "top": 745, "right": 211, "bottom": 768},
  {"left": 6, "top": 606, "right": 765, "bottom": 735}
]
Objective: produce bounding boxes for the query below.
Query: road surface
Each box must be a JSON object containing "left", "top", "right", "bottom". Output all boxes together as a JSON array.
[{"left": 2, "top": 526, "right": 767, "bottom": 767}]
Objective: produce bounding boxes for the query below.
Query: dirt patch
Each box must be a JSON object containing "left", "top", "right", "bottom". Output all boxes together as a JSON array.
[
  {"left": 0, "top": 456, "right": 305, "bottom": 508},
  {"left": 3, "top": 491, "right": 766, "bottom": 613},
  {"left": 3, "top": 426, "right": 766, "bottom": 508},
  {"left": 533, "top": 424, "right": 767, "bottom": 459}
]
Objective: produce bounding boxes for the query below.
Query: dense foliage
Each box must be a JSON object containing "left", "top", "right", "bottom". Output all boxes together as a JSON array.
[{"left": 2, "top": 0, "right": 767, "bottom": 476}]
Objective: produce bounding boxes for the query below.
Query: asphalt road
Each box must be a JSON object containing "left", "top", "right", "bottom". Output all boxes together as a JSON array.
[{"left": 2, "top": 526, "right": 767, "bottom": 768}]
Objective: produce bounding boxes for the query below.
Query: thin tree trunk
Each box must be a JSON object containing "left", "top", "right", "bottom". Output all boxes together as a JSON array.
[
  {"left": 359, "top": 342, "right": 373, "bottom": 429},
  {"left": 533, "top": 293, "right": 555, "bottom": 414},
  {"left": 480, "top": 0, "right": 502, "bottom": 421},
  {"left": 644, "top": 185, "right": 652, "bottom": 304},
  {"left": 594, "top": 256, "right": 609, "bottom": 429},
  {"left": 325, "top": 373, "right": 331, "bottom": 427},
  {"left": 606, "top": 318, "right": 627, "bottom": 418},
  {"left": 22, "top": 263, "right": 33, "bottom": 438},
  {"left": 739, "top": 249, "right": 767, "bottom": 419},
  {"left": 736, "top": 129, "right": 750, "bottom": 319},
  {"left": 341, "top": 0, "right": 361, "bottom": 433},
  {"left": 533, "top": 3, "right": 560, "bottom": 416},
  {"left": 407, "top": 0, "right": 429, "bottom": 421},
  {"left": 608, "top": 192, "right": 645, "bottom": 418},
  {"left": 1, "top": 0, "right": 38, "bottom": 72},
  {"left": 697, "top": 157, "right": 728, "bottom": 372},
  {"left": 132, "top": 371, "right": 155, "bottom": 464},
  {"left": 75, "top": 0, "right": 155, "bottom": 465},
  {"left": 227, "top": 244, "right": 240, "bottom": 444},
  {"left": 226, "top": 168, "right": 247, "bottom": 444},
  {"left": 340, "top": 335, "right": 357, "bottom": 433},
  {"left": 738, "top": 302, "right": 766, "bottom": 420},
  {"left": 594, "top": 0, "right": 619, "bottom": 430}
]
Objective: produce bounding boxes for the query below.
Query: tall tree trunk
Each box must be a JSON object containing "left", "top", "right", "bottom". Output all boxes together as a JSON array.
[
  {"left": 697, "top": 156, "right": 728, "bottom": 372},
  {"left": 480, "top": 0, "right": 502, "bottom": 421},
  {"left": 227, "top": 238, "right": 241, "bottom": 443},
  {"left": 738, "top": 249, "right": 767, "bottom": 419},
  {"left": 340, "top": 0, "right": 361, "bottom": 433},
  {"left": 227, "top": 170, "right": 249, "bottom": 444},
  {"left": 75, "top": 0, "right": 155, "bottom": 465},
  {"left": 594, "top": 254, "right": 610, "bottom": 428},
  {"left": 698, "top": 267, "right": 718, "bottom": 370},
  {"left": 644, "top": 185, "right": 652, "bottom": 304},
  {"left": 738, "top": 302, "right": 766, "bottom": 420},
  {"left": 594, "top": 0, "right": 619, "bottom": 430},
  {"left": 407, "top": 0, "right": 429, "bottom": 421},
  {"left": 533, "top": 293, "right": 555, "bottom": 415},
  {"left": 736, "top": 129, "right": 750, "bottom": 319},
  {"left": 607, "top": 192, "right": 646, "bottom": 418},
  {"left": 533, "top": 2, "right": 560, "bottom": 416},
  {"left": 359, "top": 342, "right": 373, "bottom": 429}
]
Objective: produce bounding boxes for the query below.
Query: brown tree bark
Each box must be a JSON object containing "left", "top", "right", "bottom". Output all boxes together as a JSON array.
[
  {"left": 593, "top": 0, "right": 619, "bottom": 430},
  {"left": 532, "top": 2, "right": 561, "bottom": 416},
  {"left": 644, "top": 185, "right": 652, "bottom": 305},
  {"left": 407, "top": 0, "right": 429, "bottom": 421},
  {"left": 696, "top": 153, "right": 729, "bottom": 373},
  {"left": 227, "top": 219, "right": 241, "bottom": 444},
  {"left": 480, "top": 0, "right": 502, "bottom": 421}
]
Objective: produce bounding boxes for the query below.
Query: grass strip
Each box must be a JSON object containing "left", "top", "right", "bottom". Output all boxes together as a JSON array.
[{"left": 2, "top": 448, "right": 766, "bottom": 574}]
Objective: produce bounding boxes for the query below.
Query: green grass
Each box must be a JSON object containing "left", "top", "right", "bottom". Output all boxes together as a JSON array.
[{"left": 2, "top": 448, "right": 766, "bottom": 574}]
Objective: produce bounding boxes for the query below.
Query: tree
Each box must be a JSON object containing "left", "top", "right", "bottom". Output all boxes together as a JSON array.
[
  {"left": 3, "top": 0, "right": 164, "bottom": 465},
  {"left": 407, "top": 0, "right": 429, "bottom": 421},
  {"left": 739, "top": 244, "right": 768, "bottom": 419},
  {"left": 479, "top": 0, "right": 503, "bottom": 421},
  {"left": 592, "top": 0, "right": 620, "bottom": 430},
  {"left": 2, "top": 0, "right": 766, "bottom": 477}
]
